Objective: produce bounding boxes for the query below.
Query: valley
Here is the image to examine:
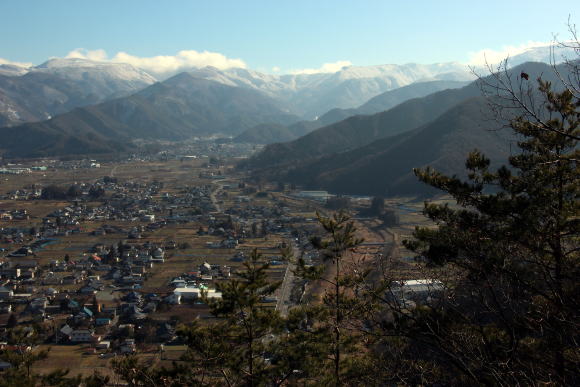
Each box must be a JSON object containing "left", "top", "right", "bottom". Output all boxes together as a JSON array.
[
  {"left": 0, "top": 150, "right": 435, "bottom": 378},
  {"left": 0, "top": 23, "right": 577, "bottom": 383}
]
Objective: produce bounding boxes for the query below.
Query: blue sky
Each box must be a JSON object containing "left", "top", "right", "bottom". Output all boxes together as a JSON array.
[{"left": 0, "top": 0, "right": 578, "bottom": 74}]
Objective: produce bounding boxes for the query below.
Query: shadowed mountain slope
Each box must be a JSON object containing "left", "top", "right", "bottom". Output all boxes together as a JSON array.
[{"left": 0, "top": 73, "right": 299, "bottom": 157}]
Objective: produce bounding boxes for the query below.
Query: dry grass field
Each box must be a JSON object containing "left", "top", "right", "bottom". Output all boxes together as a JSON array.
[{"left": 1, "top": 158, "right": 451, "bottom": 380}]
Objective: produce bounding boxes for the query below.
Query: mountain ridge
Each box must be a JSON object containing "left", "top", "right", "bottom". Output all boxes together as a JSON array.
[{"left": 0, "top": 73, "right": 298, "bottom": 158}]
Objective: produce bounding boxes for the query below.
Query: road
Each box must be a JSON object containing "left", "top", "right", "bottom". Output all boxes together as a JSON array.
[
  {"left": 109, "top": 165, "right": 119, "bottom": 178},
  {"left": 276, "top": 242, "right": 298, "bottom": 317},
  {"left": 209, "top": 184, "right": 222, "bottom": 213}
]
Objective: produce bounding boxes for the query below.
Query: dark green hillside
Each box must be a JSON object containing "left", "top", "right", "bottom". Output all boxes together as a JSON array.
[
  {"left": 307, "top": 97, "right": 511, "bottom": 196},
  {"left": 234, "top": 80, "right": 468, "bottom": 145},
  {"left": 250, "top": 97, "right": 511, "bottom": 196},
  {"left": 317, "top": 80, "right": 468, "bottom": 124},
  {"left": 244, "top": 62, "right": 555, "bottom": 170},
  {"left": 243, "top": 84, "right": 481, "bottom": 169}
]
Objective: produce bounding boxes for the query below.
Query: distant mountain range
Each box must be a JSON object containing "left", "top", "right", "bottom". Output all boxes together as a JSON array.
[
  {"left": 234, "top": 80, "right": 470, "bottom": 144},
  {"left": 183, "top": 64, "right": 475, "bottom": 119},
  {"left": 0, "top": 44, "right": 572, "bottom": 130},
  {"left": 0, "top": 58, "right": 156, "bottom": 127},
  {"left": 243, "top": 62, "right": 569, "bottom": 196},
  {"left": 0, "top": 45, "right": 573, "bottom": 170},
  {"left": 0, "top": 72, "right": 298, "bottom": 158},
  {"left": 280, "top": 97, "right": 513, "bottom": 197}
]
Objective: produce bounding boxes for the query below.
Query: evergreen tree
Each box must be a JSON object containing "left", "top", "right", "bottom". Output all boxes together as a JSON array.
[
  {"left": 66, "top": 184, "right": 82, "bottom": 199},
  {"left": 293, "top": 212, "right": 374, "bottom": 386},
  {"left": 369, "top": 196, "right": 385, "bottom": 216},
  {"left": 6, "top": 314, "right": 17, "bottom": 329},
  {"left": 0, "top": 327, "right": 109, "bottom": 386},
  {"left": 178, "top": 249, "right": 283, "bottom": 386},
  {"left": 393, "top": 67, "right": 580, "bottom": 384}
]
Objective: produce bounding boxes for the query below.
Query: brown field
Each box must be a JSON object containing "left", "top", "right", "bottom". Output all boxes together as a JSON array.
[{"left": 2, "top": 158, "right": 445, "bottom": 379}]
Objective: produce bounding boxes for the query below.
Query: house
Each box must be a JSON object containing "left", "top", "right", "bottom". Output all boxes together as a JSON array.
[
  {"left": 0, "top": 361, "right": 12, "bottom": 370},
  {"left": 389, "top": 279, "right": 444, "bottom": 305},
  {"left": 165, "top": 293, "right": 181, "bottom": 305},
  {"left": 44, "top": 288, "right": 59, "bottom": 296},
  {"left": 0, "top": 287, "right": 14, "bottom": 300},
  {"left": 142, "top": 302, "right": 157, "bottom": 313},
  {"left": 131, "top": 266, "right": 147, "bottom": 275},
  {"left": 79, "top": 307, "right": 94, "bottom": 319},
  {"left": 0, "top": 304, "right": 12, "bottom": 313},
  {"left": 62, "top": 276, "right": 78, "bottom": 285},
  {"left": 174, "top": 287, "right": 222, "bottom": 300},
  {"left": 200, "top": 262, "right": 212, "bottom": 275},
  {"left": 70, "top": 329, "right": 99, "bottom": 343},
  {"left": 10, "top": 259, "right": 37, "bottom": 269},
  {"left": 222, "top": 238, "right": 238, "bottom": 249},
  {"left": 0, "top": 267, "right": 21, "bottom": 279},
  {"left": 119, "top": 339, "right": 136, "bottom": 354},
  {"left": 78, "top": 285, "right": 98, "bottom": 295},
  {"left": 67, "top": 300, "right": 80, "bottom": 310},
  {"left": 8, "top": 247, "right": 33, "bottom": 257},
  {"left": 125, "top": 305, "right": 146, "bottom": 321},
  {"left": 156, "top": 323, "right": 176, "bottom": 342},
  {"left": 96, "top": 341, "right": 110, "bottom": 350},
  {"left": 122, "top": 292, "right": 142, "bottom": 304},
  {"left": 42, "top": 273, "right": 62, "bottom": 285},
  {"left": 152, "top": 248, "right": 165, "bottom": 259},
  {"left": 141, "top": 214, "right": 155, "bottom": 222},
  {"left": 59, "top": 325, "right": 74, "bottom": 342},
  {"left": 95, "top": 318, "right": 112, "bottom": 326},
  {"left": 101, "top": 307, "right": 117, "bottom": 318}
]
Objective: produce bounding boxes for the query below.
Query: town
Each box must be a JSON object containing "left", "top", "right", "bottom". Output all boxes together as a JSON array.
[{"left": 0, "top": 148, "right": 432, "bottom": 378}]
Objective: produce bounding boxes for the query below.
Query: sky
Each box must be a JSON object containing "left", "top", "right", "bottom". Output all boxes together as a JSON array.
[{"left": 0, "top": 0, "right": 578, "bottom": 75}]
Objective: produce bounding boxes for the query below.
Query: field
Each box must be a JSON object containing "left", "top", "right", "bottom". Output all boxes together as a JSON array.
[{"left": 1, "top": 157, "right": 446, "bottom": 378}]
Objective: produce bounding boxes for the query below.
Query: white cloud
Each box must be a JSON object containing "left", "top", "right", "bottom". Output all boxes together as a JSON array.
[
  {"left": 290, "top": 60, "right": 353, "bottom": 75},
  {"left": 0, "top": 57, "right": 33, "bottom": 68},
  {"left": 271, "top": 66, "right": 281, "bottom": 73},
  {"left": 467, "top": 41, "right": 550, "bottom": 66},
  {"left": 64, "top": 48, "right": 246, "bottom": 77},
  {"left": 66, "top": 48, "right": 108, "bottom": 62}
]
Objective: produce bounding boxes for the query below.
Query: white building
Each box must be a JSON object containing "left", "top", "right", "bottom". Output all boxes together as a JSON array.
[
  {"left": 174, "top": 287, "right": 222, "bottom": 300},
  {"left": 296, "top": 191, "right": 332, "bottom": 201}
]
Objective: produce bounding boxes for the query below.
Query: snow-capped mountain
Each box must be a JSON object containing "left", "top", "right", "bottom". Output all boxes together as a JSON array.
[
  {"left": 1, "top": 44, "right": 575, "bottom": 127},
  {"left": 0, "top": 64, "right": 30, "bottom": 77},
  {"left": 0, "top": 58, "right": 157, "bottom": 127},
  {"left": 185, "top": 62, "right": 475, "bottom": 118},
  {"left": 507, "top": 44, "right": 577, "bottom": 67},
  {"left": 34, "top": 58, "right": 157, "bottom": 85}
]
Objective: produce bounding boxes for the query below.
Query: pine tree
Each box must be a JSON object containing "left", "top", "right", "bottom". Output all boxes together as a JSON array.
[
  {"left": 397, "top": 68, "right": 580, "bottom": 384},
  {"left": 178, "top": 249, "right": 283, "bottom": 386},
  {"left": 292, "top": 211, "right": 374, "bottom": 386}
]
